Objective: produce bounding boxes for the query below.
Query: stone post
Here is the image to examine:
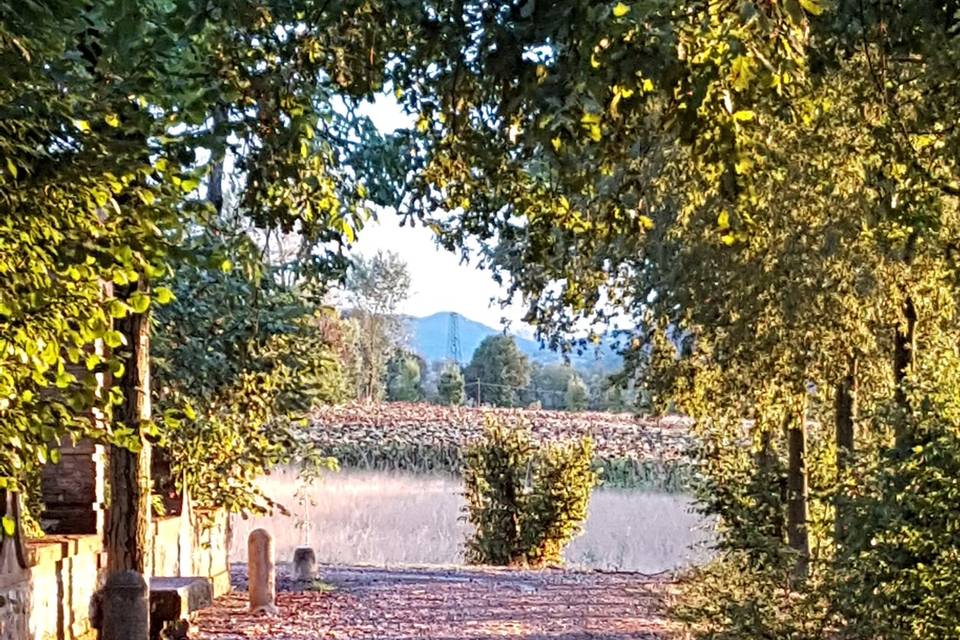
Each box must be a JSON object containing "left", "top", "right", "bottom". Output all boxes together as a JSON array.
[
  {"left": 101, "top": 570, "right": 149, "bottom": 640},
  {"left": 292, "top": 547, "right": 317, "bottom": 581},
  {"left": 247, "top": 529, "right": 276, "bottom": 614}
]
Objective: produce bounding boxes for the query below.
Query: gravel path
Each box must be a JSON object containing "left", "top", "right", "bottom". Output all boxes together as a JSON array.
[{"left": 196, "top": 564, "right": 673, "bottom": 639}]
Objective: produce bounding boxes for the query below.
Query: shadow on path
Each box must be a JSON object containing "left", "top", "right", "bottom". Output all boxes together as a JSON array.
[{"left": 197, "top": 563, "right": 672, "bottom": 639}]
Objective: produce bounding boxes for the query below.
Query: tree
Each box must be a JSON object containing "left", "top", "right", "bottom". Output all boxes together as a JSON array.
[
  {"left": 529, "top": 364, "right": 573, "bottom": 410},
  {"left": 345, "top": 251, "right": 412, "bottom": 400},
  {"left": 386, "top": 350, "right": 423, "bottom": 402},
  {"left": 384, "top": 0, "right": 960, "bottom": 628},
  {"left": 437, "top": 365, "right": 465, "bottom": 406},
  {"left": 151, "top": 230, "right": 347, "bottom": 514},
  {"left": 463, "top": 335, "right": 531, "bottom": 407},
  {"left": 564, "top": 374, "right": 589, "bottom": 412},
  {"left": 0, "top": 0, "right": 417, "bottom": 575}
]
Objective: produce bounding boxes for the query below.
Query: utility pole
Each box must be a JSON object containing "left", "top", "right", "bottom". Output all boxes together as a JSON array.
[{"left": 476, "top": 379, "right": 481, "bottom": 406}]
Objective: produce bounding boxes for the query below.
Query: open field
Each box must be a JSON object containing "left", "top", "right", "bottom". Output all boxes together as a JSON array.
[
  {"left": 310, "top": 402, "right": 695, "bottom": 491},
  {"left": 229, "top": 468, "right": 712, "bottom": 573}
]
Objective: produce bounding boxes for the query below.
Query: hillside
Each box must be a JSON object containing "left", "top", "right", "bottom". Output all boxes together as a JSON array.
[{"left": 404, "top": 311, "right": 622, "bottom": 372}]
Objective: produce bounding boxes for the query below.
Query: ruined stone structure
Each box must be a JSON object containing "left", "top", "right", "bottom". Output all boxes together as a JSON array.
[{"left": 0, "top": 444, "right": 230, "bottom": 640}]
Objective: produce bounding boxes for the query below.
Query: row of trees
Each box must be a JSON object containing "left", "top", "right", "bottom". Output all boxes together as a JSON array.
[
  {"left": 381, "top": 1, "right": 960, "bottom": 637},
  {"left": 10, "top": 4, "right": 958, "bottom": 632}
]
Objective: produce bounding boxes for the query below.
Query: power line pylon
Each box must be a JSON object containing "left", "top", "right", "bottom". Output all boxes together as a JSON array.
[{"left": 446, "top": 312, "right": 463, "bottom": 365}]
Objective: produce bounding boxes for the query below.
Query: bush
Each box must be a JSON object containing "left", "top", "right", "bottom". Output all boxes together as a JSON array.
[{"left": 462, "top": 418, "right": 599, "bottom": 566}]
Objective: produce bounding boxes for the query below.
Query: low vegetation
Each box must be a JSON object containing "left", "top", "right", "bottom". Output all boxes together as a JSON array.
[
  {"left": 310, "top": 401, "right": 693, "bottom": 491},
  {"left": 462, "top": 419, "right": 599, "bottom": 567}
]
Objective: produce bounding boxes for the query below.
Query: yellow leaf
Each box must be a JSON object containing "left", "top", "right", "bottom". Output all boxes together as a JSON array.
[
  {"left": 612, "top": 2, "right": 630, "bottom": 17},
  {"left": 640, "top": 215, "right": 654, "bottom": 230},
  {"left": 581, "top": 112, "right": 601, "bottom": 125},
  {"left": 105, "top": 113, "right": 120, "bottom": 128},
  {"left": 732, "top": 110, "right": 755, "bottom": 122},
  {"left": 551, "top": 136, "right": 562, "bottom": 152},
  {"left": 587, "top": 124, "right": 602, "bottom": 142},
  {"left": 799, "top": 0, "right": 825, "bottom": 15},
  {"left": 417, "top": 117, "right": 430, "bottom": 133},
  {"left": 718, "top": 210, "right": 730, "bottom": 230},
  {"left": 73, "top": 119, "right": 91, "bottom": 133},
  {"left": 591, "top": 54, "right": 601, "bottom": 69},
  {"left": 642, "top": 78, "right": 654, "bottom": 92},
  {"left": 721, "top": 234, "right": 735, "bottom": 246}
]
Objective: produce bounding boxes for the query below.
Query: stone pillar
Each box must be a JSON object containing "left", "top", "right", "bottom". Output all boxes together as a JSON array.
[
  {"left": 292, "top": 547, "right": 316, "bottom": 581},
  {"left": 40, "top": 439, "right": 106, "bottom": 535},
  {"left": 247, "top": 529, "right": 276, "bottom": 614},
  {"left": 101, "top": 570, "right": 149, "bottom": 640}
]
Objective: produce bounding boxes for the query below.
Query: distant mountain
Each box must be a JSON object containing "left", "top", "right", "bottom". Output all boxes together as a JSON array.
[{"left": 404, "top": 312, "right": 623, "bottom": 373}]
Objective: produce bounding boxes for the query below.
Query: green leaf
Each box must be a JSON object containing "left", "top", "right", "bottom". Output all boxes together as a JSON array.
[
  {"left": 129, "top": 293, "right": 151, "bottom": 314},
  {"left": 799, "top": 0, "right": 825, "bottom": 15},
  {"left": 154, "top": 287, "right": 175, "bottom": 304},
  {"left": 109, "top": 299, "right": 128, "bottom": 319},
  {"left": 104, "top": 330, "right": 125, "bottom": 349},
  {"left": 1, "top": 516, "right": 14, "bottom": 537}
]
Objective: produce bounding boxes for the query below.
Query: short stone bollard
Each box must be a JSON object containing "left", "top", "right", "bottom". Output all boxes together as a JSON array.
[
  {"left": 292, "top": 546, "right": 317, "bottom": 581},
  {"left": 247, "top": 528, "right": 277, "bottom": 614},
  {"left": 101, "top": 570, "right": 149, "bottom": 640}
]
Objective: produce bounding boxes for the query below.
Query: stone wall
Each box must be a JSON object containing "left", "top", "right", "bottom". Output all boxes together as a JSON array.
[{"left": 0, "top": 510, "right": 230, "bottom": 640}]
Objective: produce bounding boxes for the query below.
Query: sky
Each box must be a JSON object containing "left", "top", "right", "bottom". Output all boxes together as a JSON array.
[
  {"left": 345, "top": 96, "right": 530, "bottom": 332},
  {"left": 346, "top": 212, "right": 530, "bottom": 332}
]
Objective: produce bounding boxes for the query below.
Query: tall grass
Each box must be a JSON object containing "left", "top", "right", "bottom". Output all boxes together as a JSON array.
[{"left": 230, "top": 468, "right": 712, "bottom": 573}]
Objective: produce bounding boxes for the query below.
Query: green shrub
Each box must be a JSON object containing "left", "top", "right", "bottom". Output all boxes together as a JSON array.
[{"left": 462, "top": 418, "right": 599, "bottom": 566}]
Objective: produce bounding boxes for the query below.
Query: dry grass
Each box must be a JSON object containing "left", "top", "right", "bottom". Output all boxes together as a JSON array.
[{"left": 229, "top": 469, "right": 712, "bottom": 573}]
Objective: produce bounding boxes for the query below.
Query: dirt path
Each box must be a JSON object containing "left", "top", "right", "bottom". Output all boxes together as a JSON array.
[{"left": 196, "top": 564, "right": 672, "bottom": 639}]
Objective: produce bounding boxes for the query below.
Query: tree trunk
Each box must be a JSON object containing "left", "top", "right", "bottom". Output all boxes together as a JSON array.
[
  {"left": 106, "top": 278, "right": 152, "bottom": 577},
  {"left": 893, "top": 295, "right": 916, "bottom": 450},
  {"left": 834, "top": 357, "right": 858, "bottom": 550},
  {"left": 786, "top": 398, "right": 810, "bottom": 585},
  {"left": 756, "top": 425, "right": 784, "bottom": 544}
]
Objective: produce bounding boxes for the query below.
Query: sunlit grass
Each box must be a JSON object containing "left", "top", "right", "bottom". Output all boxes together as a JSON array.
[{"left": 230, "top": 468, "right": 712, "bottom": 573}]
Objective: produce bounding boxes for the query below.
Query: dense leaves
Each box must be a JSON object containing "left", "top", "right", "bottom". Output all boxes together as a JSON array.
[
  {"left": 462, "top": 418, "right": 598, "bottom": 567},
  {"left": 463, "top": 335, "right": 532, "bottom": 407},
  {"left": 151, "top": 231, "right": 346, "bottom": 513},
  {"left": 0, "top": 0, "right": 415, "bottom": 523}
]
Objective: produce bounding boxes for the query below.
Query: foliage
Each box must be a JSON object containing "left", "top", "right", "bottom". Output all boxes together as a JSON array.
[
  {"left": 463, "top": 335, "right": 531, "bottom": 407},
  {"left": 376, "top": 0, "right": 960, "bottom": 636},
  {"left": 672, "top": 555, "right": 830, "bottom": 640},
  {"left": 386, "top": 351, "right": 424, "bottom": 402},
  {"left": 833, "top": 427, "right": 960, "bottom": 639},
  {"left": 437, "top": 365, "right": 465, "bottom": 406},
  {"left": 0, "top": 0, "right": 416, "bottom": 527},
  {"left": 462, "top": 418, "right": 599, "bottom": 567},
  {"left": 344, "top": 251, "right": 412, "bottom": 400},
  {"left": 564, "top": 375, "right": 589, "bottom": 412},
  {"left": 151, "top": 231, "right": 345, "bottom": 513}
]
